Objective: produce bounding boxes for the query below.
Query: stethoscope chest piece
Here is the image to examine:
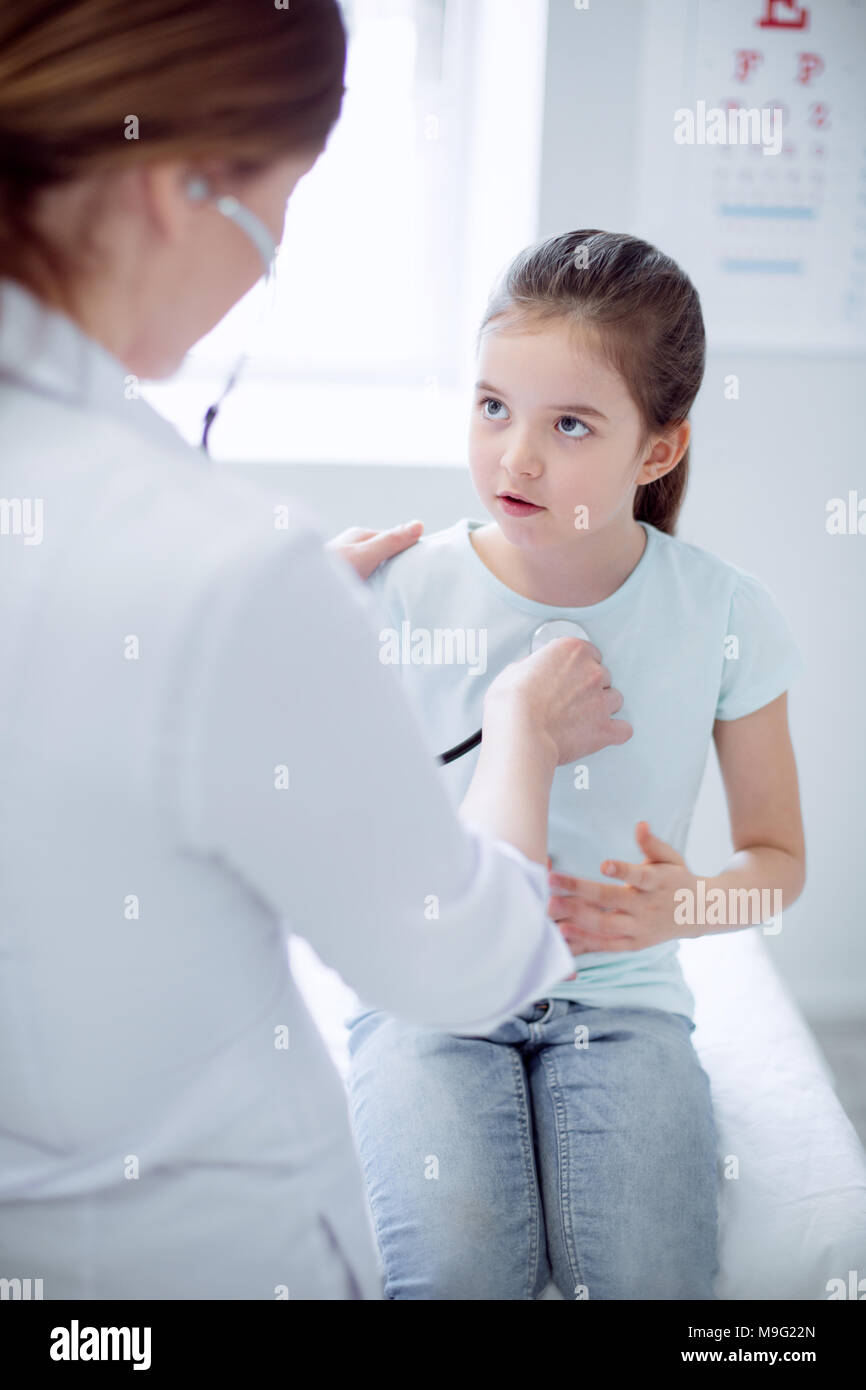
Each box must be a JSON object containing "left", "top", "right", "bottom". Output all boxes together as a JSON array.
[{"left": 530, "top": 618, "right": 590, "bottom": 652}]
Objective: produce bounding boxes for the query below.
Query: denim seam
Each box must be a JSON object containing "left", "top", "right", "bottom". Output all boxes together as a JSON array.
[
  {"left": 346, "top": 1077, "right": 402, "bottom": 1299},
  {"left": 507, "top": 1041, "right": 545, "bottom": 1301},
  {"left": 540, "top": 1044, "right": 586, "bottom": 1299}
]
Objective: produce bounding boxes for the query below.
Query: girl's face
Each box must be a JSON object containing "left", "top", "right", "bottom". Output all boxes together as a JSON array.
[{"left": 468, "top": 314, "right": 659, "bottom": 548}]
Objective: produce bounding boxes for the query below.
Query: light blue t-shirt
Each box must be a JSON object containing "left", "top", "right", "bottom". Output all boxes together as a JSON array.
[{"left": 368, "top": 518, "right": 805, "bottom": 1021}]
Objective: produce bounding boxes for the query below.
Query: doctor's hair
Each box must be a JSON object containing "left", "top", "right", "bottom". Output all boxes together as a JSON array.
[
  {"left": 0, "top": 0, "right": 347, "bottom": 312},
  {"left": 477, "top": 230, "right": 706, "bottom": 536}
]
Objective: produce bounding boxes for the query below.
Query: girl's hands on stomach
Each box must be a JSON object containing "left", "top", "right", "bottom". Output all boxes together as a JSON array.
[{"left": 547, "top": 822, "right": 698, "bottom": 954}]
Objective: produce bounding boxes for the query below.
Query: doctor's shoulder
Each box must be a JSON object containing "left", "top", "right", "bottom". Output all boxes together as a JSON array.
[{"left": 67, "top": 398, "right": 326, "bottom": 577}]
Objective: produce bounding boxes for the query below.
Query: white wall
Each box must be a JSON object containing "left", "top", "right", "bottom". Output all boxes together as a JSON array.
[
  {"left": 225, "top": 0, "right": 866, "bottom": 1020},
  {"left": 682, "top": 359, "right": 866, "bottom": 1019}
]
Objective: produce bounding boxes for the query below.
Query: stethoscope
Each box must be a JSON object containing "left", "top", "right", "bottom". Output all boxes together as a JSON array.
[
  {"left": 185, "top": 176, "right": 279, "bottom": 455},
  {"left": 437, "top": 619, "right": 590, "bottom": 765}
]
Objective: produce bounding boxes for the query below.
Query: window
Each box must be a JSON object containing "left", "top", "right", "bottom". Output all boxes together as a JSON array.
[{"left": 143, "top": 0, "right": 548, "bottom": 463}]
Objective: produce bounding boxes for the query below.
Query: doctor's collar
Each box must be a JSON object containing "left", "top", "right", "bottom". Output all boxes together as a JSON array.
[{"left": 0, "top": 275, "right": 192, "bottom": 457}]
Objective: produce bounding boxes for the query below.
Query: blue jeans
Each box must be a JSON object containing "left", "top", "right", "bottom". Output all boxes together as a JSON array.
[{"left": 346, "top": 998, "right": 719, "bottom": 1299}]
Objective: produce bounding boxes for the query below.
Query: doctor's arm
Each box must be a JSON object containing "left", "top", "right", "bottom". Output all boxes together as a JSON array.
[{"left": 171, "top": 526, "right": 624, "bottom": 1034}]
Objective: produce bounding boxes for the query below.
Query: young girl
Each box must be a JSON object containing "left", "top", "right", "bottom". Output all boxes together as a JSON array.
[{"left": 345, "top": 230, "right": 806, "bottom": 1300}]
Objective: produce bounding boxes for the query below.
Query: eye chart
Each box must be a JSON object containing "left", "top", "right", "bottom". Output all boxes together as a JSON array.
[{"left": 634, "top": 0, "right": 866, "bottom": 351}]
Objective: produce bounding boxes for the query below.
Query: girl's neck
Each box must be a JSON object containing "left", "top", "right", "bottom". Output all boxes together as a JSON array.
[{"left": 470, "top": 515, "right": 648, "bottom": 608}]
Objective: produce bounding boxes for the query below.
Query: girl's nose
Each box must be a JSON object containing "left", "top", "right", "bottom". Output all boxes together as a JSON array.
[{"left": 501, "top": 438, "right": 543, "bottom": 477}]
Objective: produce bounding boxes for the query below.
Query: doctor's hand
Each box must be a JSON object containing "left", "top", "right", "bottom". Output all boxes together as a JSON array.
[
  {"left": 547, "top": 822, "right": 698, "bottom": 954},
  {"left": 461, "top": 638, "right": 630, "bottom": 867},
  {"left": 326, "top": 521, "right": 424, "bottom": 581},
  {"left": 484, "top": 635, "right": 632, "bottom": 766}
]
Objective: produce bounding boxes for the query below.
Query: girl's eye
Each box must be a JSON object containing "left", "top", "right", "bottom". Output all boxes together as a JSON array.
[
  {"left": 556, "top": 414, "right": 590, "bottom": 439},
  {"left": 480, "top": 397, "right": 509, "bottom": 421}
]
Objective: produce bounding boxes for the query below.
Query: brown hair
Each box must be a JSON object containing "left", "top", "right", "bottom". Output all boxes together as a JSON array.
[
  {"left": 0, "top": 0, "right": 347, "bottom": 313},
  {"left": 478, "top": 230, "right": 706, "bottom": 535}
]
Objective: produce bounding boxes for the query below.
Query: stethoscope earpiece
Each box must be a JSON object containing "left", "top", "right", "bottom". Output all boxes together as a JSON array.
[{"left": 185, "top": 175, "right": 275, "bottom": 269}]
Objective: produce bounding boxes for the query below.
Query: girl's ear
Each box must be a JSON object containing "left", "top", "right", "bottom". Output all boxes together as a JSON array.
[{"left": 636, "top": 420, "right": 690, "bottom": 484}]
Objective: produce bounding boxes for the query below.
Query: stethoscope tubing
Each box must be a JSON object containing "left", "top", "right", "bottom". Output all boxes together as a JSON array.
[{"left": 437, "top": 728, "right": 482, "bottom": 765}]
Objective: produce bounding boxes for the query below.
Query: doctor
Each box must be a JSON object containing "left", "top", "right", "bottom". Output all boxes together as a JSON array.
[{"left": 0, "top": 0, "right": 630, "bottom": 1298}]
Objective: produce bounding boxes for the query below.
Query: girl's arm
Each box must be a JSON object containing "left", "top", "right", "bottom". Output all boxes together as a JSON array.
[
  {"left": 707, "top": 691, "right": 806, "bottom": 923},
  {"left": 546, "top": 691, "right": 805, "bottom": 950}
]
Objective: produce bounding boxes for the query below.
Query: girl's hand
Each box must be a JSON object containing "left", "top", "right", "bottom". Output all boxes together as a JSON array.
[
  {"left": 547, "top": 822, "right": 698, "bottom": 953},
  {"left": 326, "top": 521, "right": 423, "bottom": 581}
]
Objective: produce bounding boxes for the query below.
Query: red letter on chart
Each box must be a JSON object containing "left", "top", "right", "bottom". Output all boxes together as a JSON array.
[
  {"left": 734, "top": 50, "right": 763, "bottom": 81},
  {"left": 756, "top": 0, "right": 809, "bottom": 30},
  {"left": 795, "top": 52, "right": 823, "bottom": 84}
]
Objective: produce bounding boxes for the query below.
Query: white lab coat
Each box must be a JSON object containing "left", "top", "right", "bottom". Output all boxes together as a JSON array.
[{"left": 0, "top": 277, "right": 575, "bottom": 1299}]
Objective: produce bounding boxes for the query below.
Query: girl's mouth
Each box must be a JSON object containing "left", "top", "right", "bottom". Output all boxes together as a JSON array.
[{"left": 497, "top": 492, "right": 544, "bottom": 517}]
